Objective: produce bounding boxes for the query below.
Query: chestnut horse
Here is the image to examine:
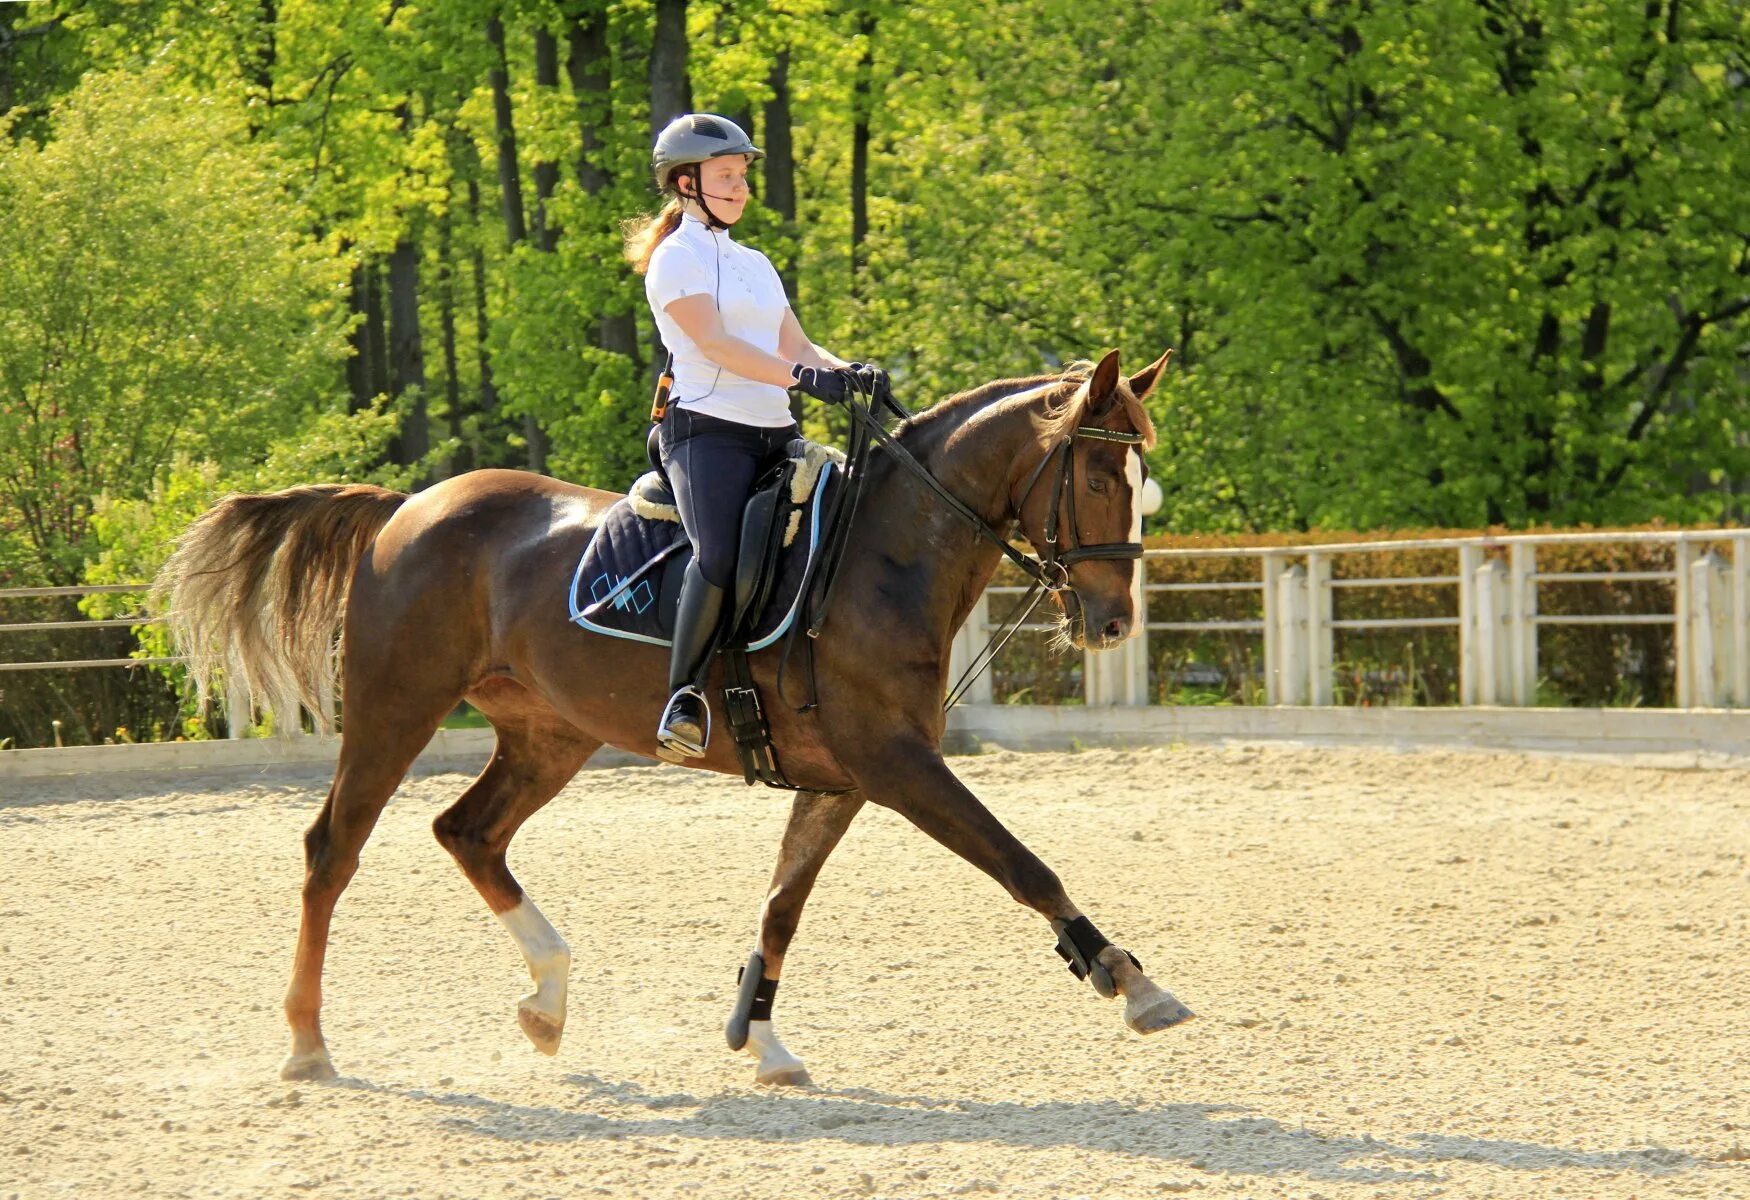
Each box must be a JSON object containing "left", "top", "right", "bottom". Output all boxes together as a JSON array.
[{"left": 157, "top": 348, "right": 1194, "bottom": 1086}]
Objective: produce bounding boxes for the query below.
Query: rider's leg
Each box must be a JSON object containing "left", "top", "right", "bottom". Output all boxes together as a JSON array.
[
  {"left": 657, "top": 560, "right": 725, "bottom": 757},
  {"left": 655, "top": 409, "right": 768, "bottom": 758}
]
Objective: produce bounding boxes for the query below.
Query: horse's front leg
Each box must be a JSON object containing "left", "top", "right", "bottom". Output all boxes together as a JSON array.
[
  {"left": 727, "top": 788, "right": 865, "bottom": 1085},
  {"left": 847, "top": 734, "right": 1194, "bottom": 1034}
]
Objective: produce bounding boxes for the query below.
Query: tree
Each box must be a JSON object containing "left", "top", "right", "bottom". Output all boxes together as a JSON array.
[{"left": 0, "top": 67, "right": 351, "bottom": 586}]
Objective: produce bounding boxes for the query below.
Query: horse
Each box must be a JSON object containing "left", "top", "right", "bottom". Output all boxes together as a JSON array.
[{"left": 155, "top": 348, "right": 1195, "bottom": 1086}]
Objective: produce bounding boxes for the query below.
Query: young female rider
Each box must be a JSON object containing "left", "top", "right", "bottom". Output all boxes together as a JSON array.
[{"left": 623, "top": 113, "right": 888, "bottom": 763}]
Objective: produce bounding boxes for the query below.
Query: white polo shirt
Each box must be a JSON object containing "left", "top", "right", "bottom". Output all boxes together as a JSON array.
[{"left": 645, "top": 212, "right": 794, "bottom": 428}]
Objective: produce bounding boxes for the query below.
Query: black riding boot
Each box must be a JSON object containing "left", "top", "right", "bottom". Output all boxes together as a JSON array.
[{"left": 656, "top": 561, "right": 726, "bottom": 761}]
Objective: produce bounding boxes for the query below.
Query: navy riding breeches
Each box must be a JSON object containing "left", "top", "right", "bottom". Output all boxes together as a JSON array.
[{"left": 657, "top": 406, "right": 800, "bottom": 589}]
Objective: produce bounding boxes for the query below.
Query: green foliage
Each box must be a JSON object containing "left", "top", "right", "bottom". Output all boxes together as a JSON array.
[
  {"left": 0, "top": 66, "right": 352, "bottom": 585},
  {"left": 1, "top": 0, "right": 1746, "bottom": 745}
]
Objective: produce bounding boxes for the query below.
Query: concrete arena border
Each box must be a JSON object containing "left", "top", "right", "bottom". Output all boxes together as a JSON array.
[{"left": 2, "top": 705, "right": 1747, "bottom": 783}]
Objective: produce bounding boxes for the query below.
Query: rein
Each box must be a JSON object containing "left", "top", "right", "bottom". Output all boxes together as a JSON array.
[{"left": 777, "top": 375, "right": 1145, "bottom": 714}]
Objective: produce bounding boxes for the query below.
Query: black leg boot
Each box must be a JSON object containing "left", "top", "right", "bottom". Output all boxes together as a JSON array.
[{"left": 657, "top": 561, "right": 726, "bottom": 761}]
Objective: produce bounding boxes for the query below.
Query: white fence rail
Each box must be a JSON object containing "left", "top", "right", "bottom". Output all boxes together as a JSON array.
[
  {"left": 950, "top": 528, "right": 1749, "bottom": 710},
  {"left": 5, "top": 529, "right": 1747, "bottom": 749}
]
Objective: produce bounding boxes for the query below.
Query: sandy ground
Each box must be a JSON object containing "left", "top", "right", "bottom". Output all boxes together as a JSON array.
[{"left": 2, "top": 742, "right": 1747, "bottom": 1200}]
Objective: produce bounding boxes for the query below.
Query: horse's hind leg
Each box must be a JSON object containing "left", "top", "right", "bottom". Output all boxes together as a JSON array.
[
  {"left": 282, "top": 697, "right": 454, "bottom": 1081},
  {"left": 727, "top": 789, "right": 865, "bottom": 1085},
  {"left": 432, "top": 698, "right": 598, "bottom": 1057},
  {"left": 849, "top": 736, "right": 1195, "bottom": 1035}
]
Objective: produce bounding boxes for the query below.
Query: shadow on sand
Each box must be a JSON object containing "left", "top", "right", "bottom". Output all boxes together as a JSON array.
[{"left": 335, "top": 1072, "right": 1703, "bottom": 1186}]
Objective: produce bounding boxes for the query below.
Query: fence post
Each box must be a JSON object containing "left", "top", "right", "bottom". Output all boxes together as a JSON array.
[
  {"left": 1307, "top": 552, "right": 1333, "bottom": 705},
  {"left": 1472, "top": 555, "right": 1497, "bottom": 704},
  {"left": 957, "top": 590, "right": 994, "bottom": 706},
  {"left": 1084, "top": 643, "right": 1114, "bottom": 705},
  {"left": 1690, "top": 550, "right": 1731, "bottom": 708},
  {"left": 1458, "top": 544, "right": 1481, "bottom": 705},
  {"left": 1122, "top": 582, "right": 1149, "bottom": 705},
  {"left": 1085, "top": 553, "right": 1151, "bottom": 705},
  {"left": 1274, "top": 562, "right": 1309, "bottom": 705},
  {"left": 1508, "top": 543, "right": 1537, "bottom": 705},
  {"left": 226, "top": 683, "right": 251, "bottom": 740},
  {"left": 1674, "top": 540, "right": 1696, "bottom": 709},
  {"left": 1736, "top": 535, "right": 1750, "bottom": 709},
  {"left": 1263, "top": 555, "right": 1284, "bottom": 704}
]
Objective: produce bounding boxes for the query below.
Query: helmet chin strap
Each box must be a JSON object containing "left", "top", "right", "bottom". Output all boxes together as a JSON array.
[{"left": 680, "top": 169, "right": 734, "bottom": 230}]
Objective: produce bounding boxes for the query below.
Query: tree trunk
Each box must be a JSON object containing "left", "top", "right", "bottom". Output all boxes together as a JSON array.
[
  {"left": 437, "top": 182, "right": 465, "bottom": 476},
  {"left": 387, "top": 236, "right": 429, "bottom": 469},
  {"left": 531, "top": 26, "right": 561, "bottom": 253},
  {"left": 487, "top": 13, "right": 528, "bottom": 246},
  {"left": 850, "top": 9, "right": 876, "bottom": 293},
  {"left": 568, "top": 7, "right": 640, "bottom": 366},
  {"left": 467, "top": 174, "right": 501, "bottom": 452},
  {"left": 647, "top": 0, "right": 691, "bottom": 385},
  {"left": 649, "top": 0, "right": 691, "bottom": 139},
  {"left": 346, "top": 258, "right": 382, "bottom": 413},
  {"left": 243, "top": 0, "right": 277, "bottom": 133},
  {"left": 486, "top": 11, "right": 545, "bottom": 472},
  {"left": 365, "top": 259, "right": 390, "bottom": 413},
  {"left": 763, "top": 48, "right": 800, "bottom": 420}
]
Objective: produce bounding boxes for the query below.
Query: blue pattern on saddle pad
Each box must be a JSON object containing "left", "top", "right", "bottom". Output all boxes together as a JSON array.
[{"left": 567, "top": 462, "right": 838, "bottom": 649}]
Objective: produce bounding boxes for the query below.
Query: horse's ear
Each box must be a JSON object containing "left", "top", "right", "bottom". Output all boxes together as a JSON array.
[
  {"left": 1085, "top": 349, "right": 1122, "bottom": 411},
  {"left": 1128, "top": 348, "right": 1174, "bottom": 404}
]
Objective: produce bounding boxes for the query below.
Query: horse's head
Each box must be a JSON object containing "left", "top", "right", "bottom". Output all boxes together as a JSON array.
[{"left": 1014, "top": 348, "right": 1169, "bottom": 651}]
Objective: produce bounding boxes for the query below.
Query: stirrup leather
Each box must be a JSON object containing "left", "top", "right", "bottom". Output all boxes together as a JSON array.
[{"left": 656, "top": 684, "right": 711, "bottom": 759}]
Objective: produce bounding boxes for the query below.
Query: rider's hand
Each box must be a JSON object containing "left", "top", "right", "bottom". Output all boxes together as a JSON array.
[
  {"left": 790, "top": 363, "right": 849, "bottom": 405},
  {"left": 847, "top": 362, "right": 891, "bottom": 402}
]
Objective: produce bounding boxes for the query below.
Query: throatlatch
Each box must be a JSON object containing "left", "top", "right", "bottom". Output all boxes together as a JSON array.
[{"left": 1051, "top": 916, "right": 1141, "bottom": 999}]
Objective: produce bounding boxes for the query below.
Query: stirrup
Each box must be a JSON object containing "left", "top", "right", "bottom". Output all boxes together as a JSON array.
[{"left": 656, "top": 684, "right": 710, "bottom": 761}]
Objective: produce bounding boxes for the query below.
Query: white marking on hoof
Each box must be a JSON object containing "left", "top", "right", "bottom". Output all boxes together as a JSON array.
[
  {"left": 744, "top": 1019, "right": 810, "bottom": 1086},
  {"left": 497, "top": 898, "right": 570, "bottom": 1056},
  {"left": 280, "top": 1050, "right": 337, "bottom": 1081}
]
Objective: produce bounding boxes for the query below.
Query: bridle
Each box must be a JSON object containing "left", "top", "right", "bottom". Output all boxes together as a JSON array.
[
  {"left": 1012, "top": 421, "right": 1148, "bottom": 589},
  {"left": 779, "top": 374, "right": 1146, "bottom": 713}
]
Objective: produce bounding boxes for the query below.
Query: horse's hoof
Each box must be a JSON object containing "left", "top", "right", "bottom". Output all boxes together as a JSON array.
[
  {"left": 518, "top": 1002, "right": 565, "bottom": 1055},
  {"left": 280, "top": 1050, "right": 337, "bottom": 1081},
  {"left": 1126, "top": 995, "right": 1197, "bottom": 1034},
  {"left": 755, "top": 1061, "right": 812, "bottom": 1087}
]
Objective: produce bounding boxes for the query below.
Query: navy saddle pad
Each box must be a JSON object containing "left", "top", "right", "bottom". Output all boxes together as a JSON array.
[{"left": 568, "top": 458, "right": 839, "bottom": 650}]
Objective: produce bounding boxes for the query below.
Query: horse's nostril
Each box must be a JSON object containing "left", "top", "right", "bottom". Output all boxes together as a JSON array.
[{"left": 1104, "top": 618, "right": 1127, "bottom": 642}]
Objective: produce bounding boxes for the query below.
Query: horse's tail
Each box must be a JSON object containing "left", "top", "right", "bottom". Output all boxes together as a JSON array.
[{"left": 153, "top": 483, "right": 410, "bottom": 732}]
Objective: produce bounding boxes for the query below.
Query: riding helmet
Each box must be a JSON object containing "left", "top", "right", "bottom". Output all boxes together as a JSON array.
[{"left": 651, "top": 113, "right": 763, "bottom": 189}]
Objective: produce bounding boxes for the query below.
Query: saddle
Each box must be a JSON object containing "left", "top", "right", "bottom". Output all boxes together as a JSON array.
[
  {"left": 626, "top": 456, "right": 798, "bottom": 645},
  {"left": 567, "top": 440, "right": 843, "bottom": 788}
]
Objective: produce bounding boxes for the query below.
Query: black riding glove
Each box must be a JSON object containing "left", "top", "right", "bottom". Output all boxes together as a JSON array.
[{"left": 790, "top": 363, "right": 849, "bottom": 405}]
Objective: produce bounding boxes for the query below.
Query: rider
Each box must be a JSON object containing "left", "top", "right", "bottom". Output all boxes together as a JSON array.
[{"left": 623, "top": 112, "right": 888, "bottom": 762}]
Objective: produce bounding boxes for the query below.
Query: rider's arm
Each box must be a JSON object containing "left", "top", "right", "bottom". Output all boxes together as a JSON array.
[
  {"left": 664, "top": 294, "right": 798, "bottom": 389},
  {"left": 778, "top": 307, "right": 852, "bottom": 371}
]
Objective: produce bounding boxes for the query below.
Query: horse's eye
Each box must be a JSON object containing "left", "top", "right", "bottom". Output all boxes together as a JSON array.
[{"left": 1089, "top": 477, "right": 1108, "bottom": 494}]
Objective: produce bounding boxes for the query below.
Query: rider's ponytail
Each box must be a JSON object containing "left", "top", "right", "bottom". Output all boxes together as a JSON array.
[{"left": 622, "top": 197, "right": 685, "bottom": 275}]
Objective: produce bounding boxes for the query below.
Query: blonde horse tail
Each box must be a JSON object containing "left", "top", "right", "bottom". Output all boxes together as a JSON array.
[{"left": 153, "top": 484, "right": 410, "bottom": 733}]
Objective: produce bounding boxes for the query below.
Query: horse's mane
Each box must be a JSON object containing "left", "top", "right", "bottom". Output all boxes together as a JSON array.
[{"left": 904, "top": 362, "right": 1158, "bottom": 452}]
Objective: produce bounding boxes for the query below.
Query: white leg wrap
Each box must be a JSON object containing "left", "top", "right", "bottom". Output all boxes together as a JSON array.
[{"left": 496, "top": 898, "right": 571, "bottom": 1020}]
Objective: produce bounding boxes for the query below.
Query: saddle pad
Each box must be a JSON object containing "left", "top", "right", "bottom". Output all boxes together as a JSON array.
[{"left": 568, "top": 462, "right": 838, "bottom": 649}]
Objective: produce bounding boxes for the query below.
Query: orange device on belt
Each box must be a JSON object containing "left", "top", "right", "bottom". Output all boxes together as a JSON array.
[{"left": 650, "top": 352, "right": 675, "bottom": 422}]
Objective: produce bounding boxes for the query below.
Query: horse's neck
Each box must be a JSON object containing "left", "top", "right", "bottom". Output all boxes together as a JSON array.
[{"left": 847, "top": 391, "right": 1052, "bottom": 652}]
